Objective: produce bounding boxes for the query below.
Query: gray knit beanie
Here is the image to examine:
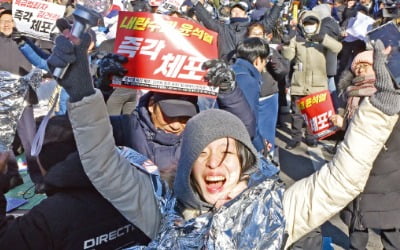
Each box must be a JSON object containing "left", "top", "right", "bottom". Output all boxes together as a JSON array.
[{"left": 173, "top": 109, "right": 258, "bottom": 210}]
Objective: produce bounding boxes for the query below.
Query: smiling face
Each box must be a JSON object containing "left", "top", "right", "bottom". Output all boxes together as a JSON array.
[
  {"left": 0, "top": 13, "right": 14, "bottom": 36},
  {"left": 191, "top": 137, "right": 243, "bottom": 205}
]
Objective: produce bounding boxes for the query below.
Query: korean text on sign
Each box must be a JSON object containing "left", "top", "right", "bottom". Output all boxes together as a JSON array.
[
  {"left": 112, "top": 12, "right": 219, "bottom": 97},
  {"left": 296, "top": 90, "right": 338, "bottom": 139},
  {"left": 12, "top": 0, "right": 65, "bottom": 41}
]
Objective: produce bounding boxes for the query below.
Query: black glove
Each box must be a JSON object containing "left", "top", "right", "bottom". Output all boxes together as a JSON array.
[
  {"left": 55, "top": 18, "right": 72, "bottom": 33},
  {"left": 281, "top": 34, "right": 291, "bottom": 45},
  {"left": 94, "top": 53, "right": 128, "bottom": 92},
  {"left": 202, "top": 59, "right": 236, "bottom": 94},
  {"left": 310, "top": 33, "right": 324, "bottom": 43},
  {"left": 47, "top": 33, "right": 95, "bottom": 102},
  {"left": 370, "top": 39, "right": 400, "bottom": 115},
  {"left": 11, "top": 30, "right": 26, "bottom": 47}
]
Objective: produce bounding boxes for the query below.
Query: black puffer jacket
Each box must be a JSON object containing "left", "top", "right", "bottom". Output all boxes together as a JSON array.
[
  {"left": 341, "top": 118, "right": 400, "bottom": 230},
  {"left": 261, "top": 48, "right": 290, "bottom": 97},
  {"left": 0, "top": 152, "right": 150, "bottom": 249},
  {"left": 193, "top": 2, "right": 283, "bottom": 61}
]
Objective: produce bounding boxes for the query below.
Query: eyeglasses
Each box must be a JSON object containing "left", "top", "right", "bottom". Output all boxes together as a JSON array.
[{"left": 0, "top": 20, "right": 13, "bottom": 25}]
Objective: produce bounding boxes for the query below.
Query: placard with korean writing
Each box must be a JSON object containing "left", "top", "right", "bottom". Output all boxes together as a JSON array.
[
  {"left": 111, "top": 11, "right": 219, "bottom": 97},
  {"left": 296, "top": 90, "right": 338, "bottom": 140},
  {"left": 12, "top": 0, "right": 65, "bottom": 41},
  {"left": 156, "top": 0, "right": 185, "bottom": 14}
]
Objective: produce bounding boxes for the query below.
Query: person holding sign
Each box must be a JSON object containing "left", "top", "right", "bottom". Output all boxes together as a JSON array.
[
  {"left": 282, "top": 11, "right": 342, "bottom": 149},
  {"left": 58, "top": 45, "right": 256, "bottom": 186},
  {"left": 47, "top": 28, "right": 400, "bottom": 248}
]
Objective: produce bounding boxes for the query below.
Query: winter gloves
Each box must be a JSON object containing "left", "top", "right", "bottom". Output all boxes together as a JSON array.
[
  {"left": 94, "top": 53, "right": 128, "bottom": 92},
  {"left": 370, "top": 40, "right": 400, "bottom": 116},
  {"left": 310, "top": 33, "right": 324, "bottom": 43},
  {"left": 47, "top": 33, "right": 95, "bottom": 102},
  {"left": 202, "top": 59, "right": 236, "bottom": 94},
  {"left": 11, "top": 30, "right": 26, "bottom": 47}
]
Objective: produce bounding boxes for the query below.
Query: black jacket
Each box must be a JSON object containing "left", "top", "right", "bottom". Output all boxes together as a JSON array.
[
  {"left": 193, "top": 2, "right": 283, "bottom": 61},
  {"left": 341, "top": 119, "right": 400, "bottom": 230},
  {"left": 261, "top": 48, "right": 290, "bottom": 97},
  {"left": 0, "top": 152, "right": 150, "bottom": 249}
]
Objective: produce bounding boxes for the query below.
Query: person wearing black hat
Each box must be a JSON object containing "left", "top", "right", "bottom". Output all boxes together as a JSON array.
[
  {"left": 187, "top": 0, "right": 285, "bottom": 61},
  {"left": 48, "top": 32, "right": 256, "bottom": 182},
  {"left": 46, "top": 30, "right": 400, "bottom": 249},
  {"left": 107, "top": 70, "right": 255, "bottom": 179}
]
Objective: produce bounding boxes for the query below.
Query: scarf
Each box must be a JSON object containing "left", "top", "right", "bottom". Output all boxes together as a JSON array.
[{"left": 345, "top": 74, "right": 376, "bottom": 119}]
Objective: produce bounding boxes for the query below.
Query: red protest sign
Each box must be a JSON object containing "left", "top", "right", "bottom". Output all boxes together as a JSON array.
[
  {"left": 111, "top": 12, "right": 219, "bottom": 97},
  {"left": 296, "top": 90, "right": 339, "bottom": 140}
]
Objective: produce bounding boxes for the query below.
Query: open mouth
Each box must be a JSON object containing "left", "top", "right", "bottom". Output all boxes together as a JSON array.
[{"left": 205, "top": 176, "right": 226, "bottom": 193}]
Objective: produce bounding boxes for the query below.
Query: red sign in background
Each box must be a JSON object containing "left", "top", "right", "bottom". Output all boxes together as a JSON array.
[
  {"left": 111, "top": 12, "right": 219, "bottom": 97},
  {"left": 296, "top": 90, "right": 339, "bottom": 140}
]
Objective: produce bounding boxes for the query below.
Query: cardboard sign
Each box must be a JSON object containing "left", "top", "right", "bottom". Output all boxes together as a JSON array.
[
  {"left": 12, "top": 0, "right": 65, "bottom": 41},
  {"left": 296, "top": 90, "right": 338, "bottom": 139},
  {"left": 111, "top": 12, "right": 219, "bottom": 97}
]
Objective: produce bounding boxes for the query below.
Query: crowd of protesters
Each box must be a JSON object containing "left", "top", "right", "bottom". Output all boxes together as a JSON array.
[{"left": 0, "top": 0, "right": 399, "bottom": 248}]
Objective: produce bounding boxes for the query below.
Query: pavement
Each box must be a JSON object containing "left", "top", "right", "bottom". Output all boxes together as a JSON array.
[{"left": 275, "top": 113, "right": 383, "bottom": 250}]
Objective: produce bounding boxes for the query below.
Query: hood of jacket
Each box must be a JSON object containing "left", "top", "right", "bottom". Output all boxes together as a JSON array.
[
  {"left": 43, "top": 152, "right": 94, "bottom": 194},
  {"left": 299, "top": 10, "right": 322, "bottom": 37}
]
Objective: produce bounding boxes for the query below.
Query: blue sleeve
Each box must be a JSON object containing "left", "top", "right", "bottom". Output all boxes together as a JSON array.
[
  {"left": 235, "top": 74, "right": 265, "bottom": 151},
  {"left": 19, "top": 42, "right": 49, "bottom": 71},
  {"left": 26, "top": 40, "right": 50, "bottom": 59},
  {"left": 236, "top": 73, "right": 260, "bottom": 114},
  {"left": 217, "top": 87, "right": 257, "bottom": 140}
]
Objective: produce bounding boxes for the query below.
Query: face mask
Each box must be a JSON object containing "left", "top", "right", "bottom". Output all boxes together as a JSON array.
[{"left": 304, "top": 24, "right": 317, "bottom": 34}]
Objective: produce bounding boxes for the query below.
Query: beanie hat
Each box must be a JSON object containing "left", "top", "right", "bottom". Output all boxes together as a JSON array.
[
  {"left": 173, "top": 109, "right": 258, "bottom": 210},
  {"left": 351, "top": 50, "right": 373, "bottom": 73}
]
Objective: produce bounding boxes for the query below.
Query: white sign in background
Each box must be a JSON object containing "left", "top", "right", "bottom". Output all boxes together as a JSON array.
[{"left": 12, "top": 0, "right": 66, "bottom": 41}]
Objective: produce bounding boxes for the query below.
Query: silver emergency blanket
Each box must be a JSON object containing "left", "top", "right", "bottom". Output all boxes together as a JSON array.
[
  {"left": 0, "top": 69, "right": 42, "bottom": 152},
  {"left": 121, "top": 147, "right": 286, "bottom": 250}
]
